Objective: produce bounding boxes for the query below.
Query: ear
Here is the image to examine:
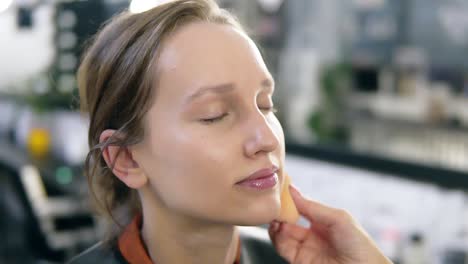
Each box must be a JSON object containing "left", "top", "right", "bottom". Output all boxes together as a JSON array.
[{"left": 100, "top": 129, "right": 147, "bottom": 189}]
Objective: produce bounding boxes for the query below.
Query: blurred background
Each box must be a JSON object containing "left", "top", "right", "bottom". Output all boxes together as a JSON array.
[{"left": 0, "top": 0, "right": 467, "bottom": 263}]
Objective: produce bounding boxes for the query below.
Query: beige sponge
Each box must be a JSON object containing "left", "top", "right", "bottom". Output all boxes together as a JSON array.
[{"left": 276, "top": 173, "right": 300, "bottom": 223}]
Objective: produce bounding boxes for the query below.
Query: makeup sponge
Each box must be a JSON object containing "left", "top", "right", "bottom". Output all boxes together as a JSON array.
[{"left": 277, "top": 172, "right": 300, "bottom": 223}]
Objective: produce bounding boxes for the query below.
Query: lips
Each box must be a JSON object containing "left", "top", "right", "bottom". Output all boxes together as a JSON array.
[{"left": 237, "top": 166, "right": 279, "bottom": 184}]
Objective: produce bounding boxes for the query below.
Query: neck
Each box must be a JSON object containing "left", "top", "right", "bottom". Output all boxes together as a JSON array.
[{"left": 140, "top": 197, "right": 240, "bottom": 264}]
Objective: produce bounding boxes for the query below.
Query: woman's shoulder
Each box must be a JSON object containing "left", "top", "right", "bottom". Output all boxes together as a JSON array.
[
  {"left": 66, "top": 241, "right": 127, "bottom": 264},
  {"left": 238, "top": 226, "right": 288, "bottom": 264}
]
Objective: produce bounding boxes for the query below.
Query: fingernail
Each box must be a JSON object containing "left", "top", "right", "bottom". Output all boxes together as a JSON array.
[
  {"left": 289, "top": 184, "right": 301, "bottom": 197},
  {"left": 276, "top": 221, "right": 282, "bottom": 232}
]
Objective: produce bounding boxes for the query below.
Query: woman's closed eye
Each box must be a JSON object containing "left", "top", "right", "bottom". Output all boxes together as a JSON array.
[
  {"left": 200, "top": 113, "right": 229, "bottom": 124},
  {"left": 200, "top": 106, "right": 277, "bottom": 125}
]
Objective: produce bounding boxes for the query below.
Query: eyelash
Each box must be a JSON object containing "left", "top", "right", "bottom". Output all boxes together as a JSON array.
[
  {"left": 200, "top": 107, "right": 278, "bottom": 124},
  {"left": 201, "top": 113, "right": 229, "bottom": 124},
  {"left": 263, "top": 106, "right": 278, "bottom": 114}
]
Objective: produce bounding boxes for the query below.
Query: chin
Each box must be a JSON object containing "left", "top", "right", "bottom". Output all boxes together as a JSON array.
[
  {"left": 235, "top": 201, "right": 281, "bottom": 226},
  {"left": 237, "top": 212, "right": 279, "bottom": 226}
]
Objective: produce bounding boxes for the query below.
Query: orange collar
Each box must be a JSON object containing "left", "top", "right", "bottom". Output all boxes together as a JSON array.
[{"left": 118, "top": 215, "right": 241, "bottom": 264}]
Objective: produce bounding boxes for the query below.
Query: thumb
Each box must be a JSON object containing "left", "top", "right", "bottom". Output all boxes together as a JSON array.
[{"left": 289, "top": 185, "right": 342, "bottom": 228}]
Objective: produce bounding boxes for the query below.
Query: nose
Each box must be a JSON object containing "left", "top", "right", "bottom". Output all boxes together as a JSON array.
[{"left": 243, "top": 112, "right": 280, "bottom": 158}]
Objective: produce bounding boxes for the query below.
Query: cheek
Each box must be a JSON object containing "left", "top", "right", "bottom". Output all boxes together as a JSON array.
[
  {"left": 269, "top": 117, "right": 286, "bottom": 176},
  {"left": 270, "top": 116, "right": 285, "bottom": 149},
  {"left": 272, "top": 118, "right": 284, "bottom": 139},
  {"left": 149, "top": 105, "right": 235, "bottom": 174},
  {"left": 148, "top": 122, "right": 235, "bottom": 193},
  {"left": 142, "top": 102, "right": 240, "bottom": 214}
]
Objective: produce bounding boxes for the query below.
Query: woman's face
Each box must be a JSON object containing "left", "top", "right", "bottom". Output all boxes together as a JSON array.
[{"left": 135, "top": 22, "right": 285, "bottom": 225}]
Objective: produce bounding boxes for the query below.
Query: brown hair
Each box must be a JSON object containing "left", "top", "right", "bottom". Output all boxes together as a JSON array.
[{"left": 78, "top": 0, "right": 243, "bottom": 238}]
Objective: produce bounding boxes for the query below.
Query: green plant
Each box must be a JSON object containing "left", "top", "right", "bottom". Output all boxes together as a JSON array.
[{"left": 307, "top": 63, "right": 351, "bottom": 144}]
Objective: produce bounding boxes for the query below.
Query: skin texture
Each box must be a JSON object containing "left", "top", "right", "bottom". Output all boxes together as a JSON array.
[{"left": 99, "top": 21, "right": 393, "bottom": 264}]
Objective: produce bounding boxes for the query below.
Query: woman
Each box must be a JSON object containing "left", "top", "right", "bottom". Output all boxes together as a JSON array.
[{"left": 69, "top": 0, "right": 393, "bottom": 263}]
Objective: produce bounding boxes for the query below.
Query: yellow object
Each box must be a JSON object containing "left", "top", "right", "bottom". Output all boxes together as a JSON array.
[
  {"left": 277, "top": 172, "right": 300, "bottom": 223},
  {"left": 27, "top": 128, "right": 51, "bottom": 158}
]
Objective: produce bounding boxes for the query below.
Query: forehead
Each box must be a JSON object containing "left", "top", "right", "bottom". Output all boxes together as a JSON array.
[{"left": 155, "top": 22, "right": 270, "bottom": 94}]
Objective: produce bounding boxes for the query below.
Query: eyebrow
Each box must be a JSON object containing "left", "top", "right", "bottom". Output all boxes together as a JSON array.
[{"left": 185, "top": 78, "right": 275, "bottom": 104}]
